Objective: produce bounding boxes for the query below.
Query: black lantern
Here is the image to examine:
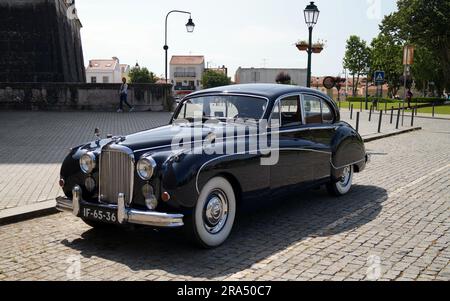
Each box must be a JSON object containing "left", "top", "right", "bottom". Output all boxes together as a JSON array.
[
  {"left": 186, "top": 17, "right": 195, "bottom": 33},
  {"left": 304, "top": 1, "right": 320, "bottom": 28}
]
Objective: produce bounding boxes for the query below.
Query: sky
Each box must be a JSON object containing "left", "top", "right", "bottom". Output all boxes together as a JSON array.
[{"left": 75, "top": 0, "right": 397, "bottom": 80}]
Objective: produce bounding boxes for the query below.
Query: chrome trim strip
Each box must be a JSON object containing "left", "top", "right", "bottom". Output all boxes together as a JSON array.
[
  {"left": 55, "top": 194, "right": 184, "bottom": 228},
  {"left": 330, "top": 157, "right": 367, "bottom": 170},
  {"left": 195, "top": 147, "right": 332, "bottom": 194},
  {"left": 132, "top": 126, "right": 338, "bottom": 154}
]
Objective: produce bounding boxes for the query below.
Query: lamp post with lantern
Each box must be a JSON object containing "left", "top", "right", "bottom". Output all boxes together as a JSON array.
[
  {"left": 303, "top": 2, "right": 320, "bottom": 88},
  {"left": 164, "top": 10, "right": 195, "bottom": 84}
]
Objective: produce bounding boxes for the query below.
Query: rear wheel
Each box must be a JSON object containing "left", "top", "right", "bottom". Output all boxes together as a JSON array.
[
  {"left": 185, "top": 177, "right": 236, "bottom": 249},
  {"left": 327, "top": 165, "right": 354, "bottom": 196}
]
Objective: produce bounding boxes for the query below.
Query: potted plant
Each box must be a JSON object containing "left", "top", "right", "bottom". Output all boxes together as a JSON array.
[
  {"left": 312, "top": 40, "right": 326, "bottom": 53},
  {"left": 295, "top": 40, "right": 309, "bottom": 51}
]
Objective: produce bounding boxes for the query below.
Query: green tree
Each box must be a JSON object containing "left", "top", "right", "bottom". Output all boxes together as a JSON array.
[
  {"left": 411, "top": 47, "right": 442, "bottom": 96},
  {"left": 201, "top": 70, "right": 231, "bottom": 89},
  {"left": 129, "top": 66, "right": 158, "bottom": 83},
  {"left": 370, "top": 33, "right": 403, "bottom": 97},
  {"left": 380, "top": 0, "right": 450, "bottom": 92},
  {"left": 343, "top": 35, "right": 371, "bottom": 96}
]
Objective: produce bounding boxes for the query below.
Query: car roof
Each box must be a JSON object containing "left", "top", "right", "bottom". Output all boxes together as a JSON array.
[{"left": 187, "top": 84, "right": 328, "bottom": 100}]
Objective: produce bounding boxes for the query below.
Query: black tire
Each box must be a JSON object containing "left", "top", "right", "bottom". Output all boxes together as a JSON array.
[
  {"left": 327, "top": 165, "right": 354, "bottom": 197},
  {"left": 185, "top": 177, "right": 236, "bottom": 249}
]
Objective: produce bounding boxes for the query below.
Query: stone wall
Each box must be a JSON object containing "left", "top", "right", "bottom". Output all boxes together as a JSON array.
[
  {"left": 0, "top": 83, "right": 174, "bottom": 111},
  {"left": 0, "top": 0, "right": 85, "bottom": 82}
]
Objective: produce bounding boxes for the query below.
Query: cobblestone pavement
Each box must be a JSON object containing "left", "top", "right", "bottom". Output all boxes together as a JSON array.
[
  {"left": 0, "top": 116, "right": 448, "bottom": 281},
  {"left": 0, "top": 112, "right": 171, "bottom": 210},
  {"left": 0, "top": 110, "right": 421, "bottom": 211}
]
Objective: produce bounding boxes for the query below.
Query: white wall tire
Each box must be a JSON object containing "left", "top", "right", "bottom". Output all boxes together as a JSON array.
[
  {"left": 327, "top": 165, "right": 354, "bottom": 196},
  {"left": 186, "top": 177, "right": 236, "bottom": 248}
]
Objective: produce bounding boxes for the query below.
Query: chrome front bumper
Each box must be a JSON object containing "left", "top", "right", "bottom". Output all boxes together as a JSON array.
[{"left": 56, "top": 186, "right": 184, "bottom": 228}]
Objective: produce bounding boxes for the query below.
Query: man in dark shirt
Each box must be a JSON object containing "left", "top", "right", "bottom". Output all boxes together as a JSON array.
[{"left": 118, "top": 77, "right": 134, "bottom": 113}]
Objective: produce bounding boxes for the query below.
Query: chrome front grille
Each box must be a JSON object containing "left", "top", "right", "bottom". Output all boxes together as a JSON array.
[{"left": 99, "top": 147, "right": 134, "bottom": 204}]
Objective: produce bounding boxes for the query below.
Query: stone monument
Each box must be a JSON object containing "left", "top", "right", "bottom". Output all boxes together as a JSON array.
[{"left": 0, "top": 0, "right": 85, "bottom": 82}]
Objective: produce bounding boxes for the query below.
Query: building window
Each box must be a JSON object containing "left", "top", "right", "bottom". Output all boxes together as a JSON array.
[
  {"left": 103, "top": 76, "right": 109, "bottom": 83},
  {"left": 91, "top": 77, "right": 97, "bottom": 83}
]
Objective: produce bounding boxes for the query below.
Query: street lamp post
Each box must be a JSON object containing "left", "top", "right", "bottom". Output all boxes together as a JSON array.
[
  {"left": 304, "top": 2, "right": 320, "bottom": 88},
  {"left": 164, "top": 10, "right": 195, "bottom": 84}
]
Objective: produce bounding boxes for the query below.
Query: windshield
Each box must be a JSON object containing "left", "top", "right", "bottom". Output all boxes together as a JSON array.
[{"left": 174, "top": 95, "right": 268, "bottom": 122}]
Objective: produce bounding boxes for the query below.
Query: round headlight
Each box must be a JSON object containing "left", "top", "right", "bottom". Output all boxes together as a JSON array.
[
  {"left": 80, "top": 152, "right": 96, "bottom": 174},
  {"left": 137, "top": 157, "right": 157, "bottom": 180}
]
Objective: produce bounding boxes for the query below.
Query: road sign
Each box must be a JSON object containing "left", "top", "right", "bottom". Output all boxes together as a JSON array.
[{"left": 374, "top": 71, "right": 385, "bottom": 84}]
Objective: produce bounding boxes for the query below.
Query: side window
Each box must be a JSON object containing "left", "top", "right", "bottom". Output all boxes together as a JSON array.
[
  {"left": 302, "top": 95, "right": 335, "bottom": 124},
  {"left": 303, "top": 95, "right": 323, "bottom": 124},
  {"left": 280, "top": 96, "right": 301, "bottom": 127},
  {"left": 322, "top": 102, "right": 334, "bottom": 124}
]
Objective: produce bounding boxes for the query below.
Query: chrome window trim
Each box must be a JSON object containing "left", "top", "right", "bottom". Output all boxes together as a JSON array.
[
  {"left": 268, "top": 93, "right": 305, "bottom": 129},
  {"left": 301, "top": 93, "right": 337, "bottom": 125}
]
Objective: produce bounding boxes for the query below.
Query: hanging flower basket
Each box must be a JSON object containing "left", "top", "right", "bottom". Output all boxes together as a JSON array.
[
  {"left": 295, "top": 41, "right": 309, "bottom": 51},
  {"left": 311, "top": 45, "right": 324, "bottom": 53},
  {"left": 312, "top": 40, "right": 326, "bottom": 54}
]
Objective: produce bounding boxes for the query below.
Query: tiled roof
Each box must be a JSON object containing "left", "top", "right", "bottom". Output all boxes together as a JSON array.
[
  {"left": 170, "top": 55, "right": 205, "bottom": 65},
  {"left": 87, "top": 59, "right": 119, "bottom": 71}
]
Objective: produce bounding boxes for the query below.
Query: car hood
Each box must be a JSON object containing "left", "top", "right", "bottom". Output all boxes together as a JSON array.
[{"left": 118, "top": 123, "right": 256, "bottom": 153}]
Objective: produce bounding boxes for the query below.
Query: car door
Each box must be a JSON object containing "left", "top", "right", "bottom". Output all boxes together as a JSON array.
[
  {"left": 301, "top": 94, "right": 336, "bottom": 181},
  {"left": 269, "top": 95, "right": 316, "bottom": 191}
]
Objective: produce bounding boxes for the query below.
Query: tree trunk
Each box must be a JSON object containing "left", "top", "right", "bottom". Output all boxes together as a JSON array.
[{"left": 352, "top": 74, "right": 356, "bottom": 96}]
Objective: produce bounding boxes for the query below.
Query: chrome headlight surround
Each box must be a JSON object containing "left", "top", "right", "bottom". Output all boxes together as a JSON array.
[
  {"left": 137, "top": 156, "right": 157, "bottom": 181},
  {"left": 79, "top": 152, "right": 96, "bottom": 174}
]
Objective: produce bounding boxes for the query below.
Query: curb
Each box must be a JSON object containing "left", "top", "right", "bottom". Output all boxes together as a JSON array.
[
  {"left": 0, "top": 126, "right": 423, "bottom": 226},
  {"left": 0, "top": 200, "right": 58, "bottom": 226},
  {"left": 363, "top": 127, "right": 422, "bottom": 143}
]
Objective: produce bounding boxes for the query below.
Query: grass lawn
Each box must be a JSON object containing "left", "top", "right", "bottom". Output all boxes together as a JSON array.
[{"left": 335, "top": 101, "right": 450, "bottom": 115}]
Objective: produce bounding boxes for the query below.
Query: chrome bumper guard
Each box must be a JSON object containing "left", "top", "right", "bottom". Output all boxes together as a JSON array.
[{"left": 56, "top": 186, "right": 184, "bottom": 228}]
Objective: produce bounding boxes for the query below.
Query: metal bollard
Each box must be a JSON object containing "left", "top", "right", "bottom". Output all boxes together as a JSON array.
[
  {"left": 432, "top": 104, "right": 435, "bottom": 117},
  {"left": 385, "top": 100, "right": 388, "bottom": 112},
  {"left": 396, "top": 109, "right": 401, "bottom": 129},
  {"left": 356, "top": 112, "right": 360, "bottom": 133},
  {"left": 390, "top": 107, "right": 394, "bottom": 124},
  {"left": 411, "top": 108, "right": 415, "bottom": 127},
  {"left": 350, "top": 104, "right": 354, "bottom": 120},
  {"left": 378, "top": 110, "right": 383, "bottom": 133},
  {"left": 360, "top": 100, "right": 363, "bottom": 112},
  {"left": 369, "top": 106, "right": 373, "bottom": 122}
]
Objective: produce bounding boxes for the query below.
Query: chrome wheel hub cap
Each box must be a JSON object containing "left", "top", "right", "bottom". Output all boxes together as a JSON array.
[
  {"left": 203, "top": 191, "right": 229, "bottom": 234},
  {"left": 339, "top": 166, "right": 351, "bottom": 187}
]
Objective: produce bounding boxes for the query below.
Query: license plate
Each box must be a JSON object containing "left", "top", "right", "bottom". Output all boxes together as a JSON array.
[{"left": 81, "top": 205, "right": 118, "bottom": 224}]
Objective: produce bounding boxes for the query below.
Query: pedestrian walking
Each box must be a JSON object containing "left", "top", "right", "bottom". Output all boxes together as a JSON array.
[
  {"left": 406, "top": 89, "right": 413, "bottom": 109},
  {"left": 118, "top": 78, "right": 134, "bottom": 113}
]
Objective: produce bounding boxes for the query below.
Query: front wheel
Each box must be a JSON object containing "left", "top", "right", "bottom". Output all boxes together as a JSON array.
[
  {"left": 327, "top": 165, "right": 354, "bottom": 196},
  {"left": 185, "top": 177, "right": 236, "bottom": 249}
]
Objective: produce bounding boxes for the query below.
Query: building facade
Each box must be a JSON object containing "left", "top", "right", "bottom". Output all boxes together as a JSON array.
[
  {"left": 235, "top": 68, "right": 307, "bottom": 86},
  {"left": 86, "top": 57, "right": 122, "bottom": 83},
  {"left": 0, "top": 0, "right": 85, "bottom": 83},
  {"left": 170, "top": 56, "right": 205, "bottom": 96}
]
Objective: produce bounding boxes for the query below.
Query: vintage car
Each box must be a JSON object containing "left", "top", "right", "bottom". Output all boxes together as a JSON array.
[{"left": 56, "top": 84, "right": 369, "bottom": 248}]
